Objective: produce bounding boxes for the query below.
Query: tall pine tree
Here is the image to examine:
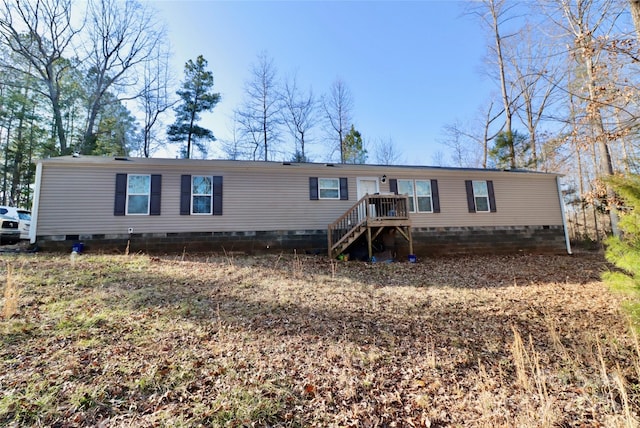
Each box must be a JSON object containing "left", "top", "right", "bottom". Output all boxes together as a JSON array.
[
  {"left": 167, "top": 55, "right": 220, "bottom": 159},
  {"left": 489, "top": 130, "right": 533, "bottom": 169},
  {"left": 343, "top": 125, "right": 367, "bottom": 164}
]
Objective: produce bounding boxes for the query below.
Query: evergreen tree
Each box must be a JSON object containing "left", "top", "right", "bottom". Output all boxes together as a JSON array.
[
  {"left": 603, "top": 174, "right": 640, "bottom": 292},
  {"left": 489, "top": 130, "right": 533, "bottom": 169},
  {"left": 167, "top": 55, "right": 220, "bottom": 159},
  {"left": 343, "top": 125, "right": 367, "bottom": 164},
  {"left": 290, "top": 150, "right": 310, "bottom": 163},
  {"left": 92, "top": 93, "right": 138, "bottom": 156}
]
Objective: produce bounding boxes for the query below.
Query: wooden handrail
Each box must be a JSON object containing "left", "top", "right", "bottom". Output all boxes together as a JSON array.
[{"left": 328, "top": 194, "right": 410, "bottom": 256}]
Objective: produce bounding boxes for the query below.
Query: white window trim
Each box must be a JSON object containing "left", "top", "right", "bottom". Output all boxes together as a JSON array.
[
  {"left": 318, "top": 177, "right": 340, "bottom": 200},
  {"left": 472, "top": 180, "right": 490, "bottom": 213},
  {"left": 397, "top": 179, "right": 415, "bottom": 212},
  {"left": 398, "top": 179, "right": 434, "bottom": 213},
  {"left": 414, "top": 180, "right": 433, "bottom": 213},
  {"left": 192, "top": 175, "right": 213, "bottom": 215},
  {"left": 126, "top": 174, "right": 150, "bottom": 215}
]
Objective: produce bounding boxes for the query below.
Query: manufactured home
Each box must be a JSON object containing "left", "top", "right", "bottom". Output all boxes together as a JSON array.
[{"left": 30, "top": 156, "right": 571, "bottom": 257}]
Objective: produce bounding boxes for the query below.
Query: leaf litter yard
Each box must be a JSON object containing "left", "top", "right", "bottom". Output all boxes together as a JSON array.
[{"left": 1, "top": 252, "right": 639, "bottom": 427}]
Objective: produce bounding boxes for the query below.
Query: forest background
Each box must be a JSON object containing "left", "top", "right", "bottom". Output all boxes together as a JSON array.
[{"left": 1, "top": 0, "right": 640, "bottom": 242}]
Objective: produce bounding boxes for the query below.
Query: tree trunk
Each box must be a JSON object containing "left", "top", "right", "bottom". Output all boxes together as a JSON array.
[
  {"left": 10, "top": 99, "right": 26, "bottom": 205},
  {"left": 575, "top": 143, "right": 589, "bottom": 239},
  {"left": 48, "top": 82, "right": 68, "bottom": 154},
  {"left": 263, "top": 111, "right": 268, "bottom": 161},
  {"left": 2, "top": 119, "right": 11, "bottom": 206},
  {"left": 83, "top": 100, "right": 101, "bottom": 154},
  {"left": 489, "top": 0, "right": 515, "bottom": 168},
  {"left": 583, "top": 52, "right": 619, "bottom": 237},
  {"left": 630, "top": 0, "right": 640, "bottom": 40},
  {"left": 24, "top": 103, "right": 37, "bottom": 207}
]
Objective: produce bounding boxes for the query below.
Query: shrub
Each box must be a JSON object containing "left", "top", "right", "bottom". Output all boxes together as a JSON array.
[{"left": 603, "top": 174, "right": 640, "bottom": 295}]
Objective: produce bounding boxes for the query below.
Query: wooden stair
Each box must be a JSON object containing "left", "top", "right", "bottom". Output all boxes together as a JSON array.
[
  {"left": 331, "top": 222, "right": 367, "bottom": 259},
  {"left": 328, "top": 194, "right": 413, "bottom": 259}
]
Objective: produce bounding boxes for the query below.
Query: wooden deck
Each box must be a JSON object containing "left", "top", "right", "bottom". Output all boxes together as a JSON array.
[{"left": 328, "top": 194, "right": 413, "bottom": 260}]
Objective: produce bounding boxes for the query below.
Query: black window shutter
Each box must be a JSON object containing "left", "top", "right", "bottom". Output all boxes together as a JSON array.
[
  {"left": 487, "top": 180, "right": 497, "bottom": 212},
  {"left": 431, "top": 179, "right": 440, "bottom": 213},
  {"left": 339, "top": 177, "right": 348, "bottom": 200},
  {"left": 212, "top": 176, "right": 223, "bottom": 215},
  {"left": 465, "top": 180, "right": 476, "bottom": 213},
  {"left": 180, "top": 175, "right": 191, "bottom": 215},
  {"left": 150, "top": 175, "right": 161, "bottom": 215},
  {"left": 114, "top": 173, "right": 127, "bottom": 216},
  {"left": 309, "top": 177, "right": 319, "bottom": 200},
  {"left": 389, "top": 179, "right": 398, "bottom": 194}
]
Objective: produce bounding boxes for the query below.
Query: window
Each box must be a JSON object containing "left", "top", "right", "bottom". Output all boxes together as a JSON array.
[
  {"left": 415, "top": 180, "right": 433, "bottom": 212},
  {"left": 309, "top": 177, "right": 348, "bottom": 200},
  {"left": 114, "top": 174, "right": 161, "bottom": 216},
  {"left": 397, "top": 180, "right": 415, "bottom": 211},
  {"left": 192, "top": 176, "right": 213, "bottom": 214},
  {"left": 473, "top": 181, "right": 489, "bottom": 212},
  {"left": 126, "top": 175, "right": 150, "bottom": 215},
  {"left": 319, "top": 178, "right": 340, "bottom": 199},
  {"left": 180, "top": 175, "right": 222, "bottom": 215},
  {"left": 465, "top": 180, "right": 496, "bottom": 213},
  {"left": 397, "top": 179, "right": 435, "bottom": 213}
]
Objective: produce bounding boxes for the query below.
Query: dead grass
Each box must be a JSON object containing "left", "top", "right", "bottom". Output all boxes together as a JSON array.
[
  {"left": 2, "top": 264, "right": 18, "bottom": 319},
  {"left": 0, "top": 251, "right": 638, "bottom": 427}
]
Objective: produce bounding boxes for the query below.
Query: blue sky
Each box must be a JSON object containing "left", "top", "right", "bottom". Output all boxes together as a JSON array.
[{"left": 151, "top": 1, "right": 493, "bottom": 165}]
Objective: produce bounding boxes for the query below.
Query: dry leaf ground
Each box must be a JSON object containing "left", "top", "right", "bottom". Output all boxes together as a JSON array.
[{"left": 0, "top": 251, "right": 638, "bottom": 427}]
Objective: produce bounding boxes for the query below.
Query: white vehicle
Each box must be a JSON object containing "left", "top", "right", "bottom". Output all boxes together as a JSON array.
[
  {"left": 0, "top": 206, "right": 31, "bottom": 240},
  {"left": 0, "top": 214, "right": 19, "bottom": 244}
]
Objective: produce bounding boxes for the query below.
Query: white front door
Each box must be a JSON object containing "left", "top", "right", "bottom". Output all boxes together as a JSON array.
[{"left": 357, "top": 177, "right": 380, "bottom": 220}]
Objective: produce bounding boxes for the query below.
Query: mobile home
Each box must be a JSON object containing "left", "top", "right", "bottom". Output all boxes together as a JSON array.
[{"left": 31, "top": 156, "right": 570, "bottom": 257}]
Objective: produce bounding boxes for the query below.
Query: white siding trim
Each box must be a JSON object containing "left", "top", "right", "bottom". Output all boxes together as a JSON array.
[
  {"left": 556, "top": 176, "right": 573, "bottom": 255},
  {"left": 30, "top": 162, "right": 43, "bottom": 244}
]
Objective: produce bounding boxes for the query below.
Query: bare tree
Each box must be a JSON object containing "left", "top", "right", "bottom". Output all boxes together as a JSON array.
[
  {"left": 236, "top": 51, "right": 281, "bottom": 161},
  {"left": 138, "top": 43, "right": 175, "bottom": 158},
  {"left": 0, "top": 0, "right": 83, "bottom": 153},
  {"left": 281, "top": 72, "right": 317, "bottom": 162},
  {"left": 81, "top": 0, "right": 163, "bottom": 154},
  {"left": 554, "top": 0, "right": 622, "bottom": 236},
  {"left": 473, "top": 0, "right": 521, "bottom": 168},
  {"left": 440, "top": 101, "right": 504, "bottom": 168},
  {"left": 220, "top": 113, "right": 245, "bottom": 160},
  {"left": 480, "top": 101, "right": 506, "bottom": 167},
  {"left": 507, "top": 21, "right": 561, "bottom": 170},
  {"left": 439, "top": 122, "right": 480, "bottom": 168},
  {"left": 323, "top": 78, "right": 353, "bottom": 163},
  {"left": 235, "top": 111, "right": 263, "bottom": 161},
  {"left": 373, "top": 137, "right": 404, "bottom": 165}
]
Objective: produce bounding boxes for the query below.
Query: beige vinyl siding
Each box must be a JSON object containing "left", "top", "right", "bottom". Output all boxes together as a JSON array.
[
  {"left": 37, "top": 162, "right": 356, "bottom": 236},
  {"left": 35, "top": 157, "right": 563, "bottom": 237},
  {"left": 391, "top": 173, "right": 560, "bottom": 228},
  {"left": 38, "top": 166, "right": 112, "bottom": 235},
  {"left": 382, "top": 170, "right": 561, "bottom": 228}
]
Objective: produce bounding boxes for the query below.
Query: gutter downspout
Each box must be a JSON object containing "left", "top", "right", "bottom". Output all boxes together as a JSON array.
[
  {"left": 556, "top": 176, "right": 573, "bottom": 255},
  {"left": 29, "top": 161, "right": 43, "bottom": 244}
]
